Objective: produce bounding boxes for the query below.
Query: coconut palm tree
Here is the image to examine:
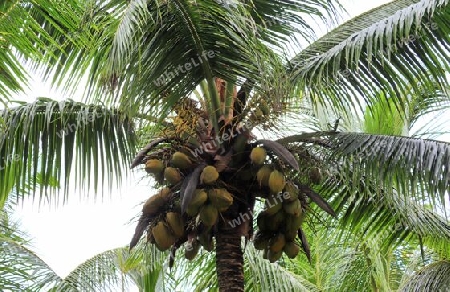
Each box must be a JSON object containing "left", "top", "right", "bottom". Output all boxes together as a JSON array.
[{"left": 1, "top": 0, "right": 450, "bottom": 291}]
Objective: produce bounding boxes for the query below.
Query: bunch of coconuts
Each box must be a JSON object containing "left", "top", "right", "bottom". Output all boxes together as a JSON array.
[
  {"left": 138, "top": 150, "right": 236, "bottom": 260},
  {"left": 248, "top": 147, "right": 306, "bottom": 262},
  {"left": 130, "top": 123, "right": 331, "bottom": 264}
]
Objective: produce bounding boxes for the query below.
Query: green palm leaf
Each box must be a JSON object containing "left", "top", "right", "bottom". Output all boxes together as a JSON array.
[
  {"left": 245, "top": 245, "right": 319, "bottom": 292},
  {"left": 399, "top": 260, "right": 450, "bottom": 292},
  {"left": 280, "top": 131, "right": 450, "bottom": 257},
  {"left": 319, "top": 176, "right": 450, "bottom": 257},
  {"left": 0, "top": 98, "right": 137, "bottom": 204},
  {"left": 0, "top": 46, "right": 27, "bottom": 105},
  {"left": 290, "top": 0, "right": 450, "bottom": 114},
  {"left": 0, "top": 0, "right": 86, "bottom": 98},
  {"left": 0, "top": 209, "right": 62, "bottom": 291},
  {"left": 50, "top": 242, "right": 167, "bottom": 292},
  {"left": 27, "top": 0, "right": 342, "bottom": 125},
  {"left": 327, "top": 132, "right": 450, "bottom": 202}
]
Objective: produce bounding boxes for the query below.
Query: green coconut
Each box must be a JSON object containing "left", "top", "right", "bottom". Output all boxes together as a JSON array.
[
  {"left": 284, "top": 182, "right": 299, "bottom": 202},
  {"left": 256, "top": 165, "right": 272, "bottom": 186},
  {"left": 232, "top": 134, "right": 249, "bottom": 154},
  {"left": 200, "top": 165, "right": 219, "bottom": 185},
  {"left": 171, "top": 152, "right": 192, "bottom": 169},
  {"left": 208, "top": 188, "right": 233, "bottom": 211},
  {"left": 283, "top": 199, "right": 302, "bottom": 216},
  {"left": 186, "top": 189, "right": 208, "bottom": 216},
  {"left": 250, "top": 147, "right": 267, "bottom": 165},
  {"left": 264, "top": 195, "right": 283, "bottom": 215},
  {"left": 152, "top": 221, "right": 176, "bottom": 251},
  {"left": 165, "top": 212, "right": 185, "bottom": 238},
  {"left": 199, "top": 204, "right": 219, "bottom": 227},
  {"left": 164, "top": 167, "right": 181, "bottom": 185},
  {"left": 268, "top": 170, "right": 286, "bottom": 194},
  {"left": 145, "top": 159, "right": 164, "bottom": 175}
]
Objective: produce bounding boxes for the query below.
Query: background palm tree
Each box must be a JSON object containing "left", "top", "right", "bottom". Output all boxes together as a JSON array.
[
  {"left": 2, "top": 192, "right": 448, "bottom": 291},
  {"left": 1, "top": 0, "right": 450, "bottom": 291},
  {"left": 1, "top": 207, "right": 167, "bottom": 291}
]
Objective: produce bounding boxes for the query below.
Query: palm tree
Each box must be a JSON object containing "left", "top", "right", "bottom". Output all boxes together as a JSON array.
[{"left": 1, "top": 0, "right": 450, "bottom": 291}]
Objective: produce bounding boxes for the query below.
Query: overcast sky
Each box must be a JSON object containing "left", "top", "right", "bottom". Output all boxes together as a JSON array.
[{"left": 11, "top": 0, "right": 394, "bottom": 281}]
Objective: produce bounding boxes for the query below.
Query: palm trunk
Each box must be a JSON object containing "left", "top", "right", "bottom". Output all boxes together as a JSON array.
[{"left": 216, "top": 226, "right": 244, "bottom": 292}]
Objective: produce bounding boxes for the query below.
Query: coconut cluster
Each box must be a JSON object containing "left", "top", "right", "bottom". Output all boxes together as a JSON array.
[
  {"left": 254, "top": 182, "right": 305, "bottom": 262},
  {"left": 138, "top": 150, "right": 237, "bottom": 261},
  {"left": 131, "top": 121, "right": 318, "bottom": 265}
]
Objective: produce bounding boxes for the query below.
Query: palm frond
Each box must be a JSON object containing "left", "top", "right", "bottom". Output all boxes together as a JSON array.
[
  {"left": 0, "top": 98, "right": 137, "bottom": 204},
  {"left": 290, "top": 0, "right": 450, "bottom": 114},
  {"left": 408, "top": 84, "right": 450, "bottom": 130},
  {"left": 285, "top": 227, "right": 380, "bottom": 292},
  {"left": 31, "top": 0, "right": 342, "bottom": 126},
  {"left": 399, "top": 260, "right": 450, "bottom": 292},
  {"left": 248, "top": 0, "right": 342, "bottom": 46},
  {"left": 0, "top": 209, "right": 62, "bottom": 291},
  {"left": 57, "top": 249, "right": 124, "bottom": 292},
  {"left": 280, "top": 131, "right": 450, "bottom": 255},
  {"left": 54, "top": 243, "right": 166, "bottom": 292},
  {"left": 284, "top": 224, "right": 440, "bottom": 292},
  {"left": 167, "top": 245, "right": 217, "bottom": 291},
  {"left": 113, "top": 0, "right": 266, "bottom": 126},
  {"left": 0, "top": 0, "right": 86, "bottom": 97},
  {"left": 319, "top": 175, "right": 450, "bottom": 257},
  {"left": 37, "top": 0, "right": 260, "bottom": 122},
  {"left": 327, "top": 132, "right": 450, "bottom": 203},
  {"left": 245, "top": 245, "right": 319, "bottom": 292},
  {"left": 0, "top": 46, "right": 27, "bottom": 104}
]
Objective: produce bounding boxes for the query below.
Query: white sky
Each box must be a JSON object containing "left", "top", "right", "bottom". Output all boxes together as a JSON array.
[{"left": 10, "top": 0, "right": 395, "bottom": 283}]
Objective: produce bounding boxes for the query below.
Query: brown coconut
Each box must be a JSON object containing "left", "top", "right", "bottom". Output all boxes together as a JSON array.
[
  {"left": 283, "top": 241, "right": 300, "bottom": 258},
  {"left": 142, "top": 194, "right": 165, "bottom": 216},
  {"left": 268, "top": 250, "right": 283, "bottom": 263},
  {"left": 269, "top": 233, "right": 286, "bottom": 253},
  {"left": 145, "top": 159, "right": 164, "bottom": 175}
]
